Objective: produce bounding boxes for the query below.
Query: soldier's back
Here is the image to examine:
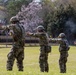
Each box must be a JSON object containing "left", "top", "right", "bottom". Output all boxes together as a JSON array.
[
  {"left": 38, "top": 32, "right": 49, "bottom": 46},
  {"left": 59, "top": 38, "right": 70, "bottom": 51},
  {"left": 12, "top": 23, "right": 25, "bottom": 47}
]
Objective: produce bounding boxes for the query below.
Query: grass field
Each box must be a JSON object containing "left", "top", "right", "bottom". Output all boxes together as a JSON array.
[{"left": 0, "top": 45, "right": 76, "bottom": 75}]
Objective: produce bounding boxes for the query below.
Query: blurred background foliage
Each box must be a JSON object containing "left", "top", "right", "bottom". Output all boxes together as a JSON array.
[{"left": 0, "top": 0, "right": 76, "bottom": 44}]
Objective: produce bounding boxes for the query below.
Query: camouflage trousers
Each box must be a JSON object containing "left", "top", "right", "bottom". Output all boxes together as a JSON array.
[
  {"left": 39, "top": 46, "right": 49, "bottom": 72},
  {"left": 6, "top": 46, "right": 24, "bottom": 71},
  {"left": 59, "top": 51, "right": 68, "bottom": 73}
]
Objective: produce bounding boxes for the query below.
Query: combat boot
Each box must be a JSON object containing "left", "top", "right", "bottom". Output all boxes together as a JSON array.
[
  {"left": 60, "top": 70, "right": 66, "bottom": 73},
  {"left": 7, "top": 67, "right": 12, "bottom": 71},
  {"left": 18, "top": 69, "right": 23, "bottom": 71},
  {"left": 6, "top": 64, "right": 12, "bottom": 71},
  {"left": 7, "top": 69, "right": 12, "bottom": 71},
  {"left": 60, "top": 67, "right": 66, "bottom": 73},
  {"left": 60, "top": 64, "right": 66, "bottom": 73},
  {"left": 45, "top": 65, "right": 49, "bottom": 72},
  {"left": 40, "top": 68, "right": 44, "bottom": 72}
]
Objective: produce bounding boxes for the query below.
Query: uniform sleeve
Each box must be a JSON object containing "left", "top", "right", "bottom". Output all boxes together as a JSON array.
[
  {"left": 1, "top": 24, "right": 15, "bottom": 30},
  {"left": 50, "top": 38, "right": 62, "bottom": 43},
  {"left": 8, "top": 30, "right": 14, "bottom": 36},
  {"left": 30, "top": 33, "right": 41, "bottom": 38}
]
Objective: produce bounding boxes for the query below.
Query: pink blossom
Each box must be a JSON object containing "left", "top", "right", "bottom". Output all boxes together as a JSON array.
[{"left": 16, "top": 2, "right": 43, "bottom": 32}]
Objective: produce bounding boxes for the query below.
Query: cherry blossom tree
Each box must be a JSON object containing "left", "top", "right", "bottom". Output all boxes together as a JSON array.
[{"left": 17, "top": 1, "right": 43, "bottom": 32}]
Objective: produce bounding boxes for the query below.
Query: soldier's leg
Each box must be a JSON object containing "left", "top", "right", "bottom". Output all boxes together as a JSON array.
[
  {"left": 64, "top": 63, "right": 66, "bottom": 73},
  {"left": 39, "top": 46, "right": 46, "bottom": 72},
  {"left": 59, "top": 59, "right": 64, "bottom": 73},
  {"left": 63, "top": 53, "right": 68, "bottom": 73},
  {"left": 16, "top": 50, "right": 24, "bottom": 71},
  {"left": 59, "top": 52, "right": 67, "bottom": 73},
  {"left": 60, "top": 58, "right": 67, "bottom": 73},
  {"left": 45, "top": 62, "right": 49, "bottom": 72},
  {"left": 39, "top": 53, "right": 45, "bottom": 72},
  {"left": 6, "top": 51, "right": 15, "bottom": 71},
  {"left": 59, "top": 52, "right": 65, "bottom": 73},
  {"left": 44, "top": 53, "right": 49, "bottom": 72}
]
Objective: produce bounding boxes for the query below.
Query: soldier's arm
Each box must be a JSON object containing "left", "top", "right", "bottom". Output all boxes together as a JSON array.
[
  {"left": 0, "top": 24, "right": 15, "bottom": 30},
  {"left": 8, "top": 30, "right": 14, "bottom": 36},
  {"left": 0, "top": 25, "right": 10, "bottom": 34},
  {"left": 50, "top": 38, "right": 62, "bottom": 43},
  {"left": 0, "top": 24, "right": 15, "bottom": 34},
  {"left": 49, "top": 38, "right": 57, "bottom": 43},
  {"left": 26, "top": 32, "right": 40, "bottom": 37}
]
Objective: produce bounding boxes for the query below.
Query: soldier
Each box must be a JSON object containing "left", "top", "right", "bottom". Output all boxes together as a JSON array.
[
  {"left": 0, "top": 16, "right": 25, "bottom": 71},
  {"left": 50, "top": 33, "right": 70, "bottom": 73},
  {"left": 27, "top": 25, "right": 51, "bottom": 72}
]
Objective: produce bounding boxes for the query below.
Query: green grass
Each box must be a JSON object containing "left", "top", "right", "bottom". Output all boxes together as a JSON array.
[{"left": 0, "top": 46, "right": 76, "bottom": 75}]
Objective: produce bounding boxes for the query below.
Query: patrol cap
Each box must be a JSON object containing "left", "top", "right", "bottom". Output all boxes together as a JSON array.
[
  {"left": 58, "top": 33, "right": 66, "bottom": 38},
  {"left": 36, "top": 25, "right": 45, "bottom": 32},
  {"left": 10, "top": 16, "right": 19, "bottom": 23}
]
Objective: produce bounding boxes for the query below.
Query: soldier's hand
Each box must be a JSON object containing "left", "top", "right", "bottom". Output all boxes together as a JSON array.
[
  {"left": 8, "top": 30, "right": 14, "bottom": 36},
  {"left": 26, "top": 32, "right": 33, "bottom": 35},
  {"left": 0, "top": 25, "right": 4, "bottom": 29},
  {"left": 26, "top": 32, "right": 30, "bottom": 35}
]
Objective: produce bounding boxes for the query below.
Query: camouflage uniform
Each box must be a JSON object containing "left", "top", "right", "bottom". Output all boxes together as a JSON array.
[
  {"left": 2, "top": 16, "right": 25, "bottom": 71},
  {"left": 50, "top": 33, "right": 70, "bottom": 73},
  {"left": 27, "top": 26, "right": 51, "bottom": 72}
]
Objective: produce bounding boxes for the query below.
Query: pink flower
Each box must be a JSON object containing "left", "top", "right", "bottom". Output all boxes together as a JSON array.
[{"left": 16, "top": 1, "right": 43, "bottom": 32}]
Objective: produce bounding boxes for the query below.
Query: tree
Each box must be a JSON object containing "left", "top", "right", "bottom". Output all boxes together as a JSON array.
[
  {"left": 41, "top": 0, "right": 76, "bottom": 41},
  {"left": 6, "top": 0, "right": 32, "bottom": 19},
  {"left": 16, "top": 0, "right": 76, "bottom": 43},
  {"left": 41, "top": 0, "right": 56, "bottom": 36},
  {"left": 17, "top": 1, "right": 43, "bottom": 32}
]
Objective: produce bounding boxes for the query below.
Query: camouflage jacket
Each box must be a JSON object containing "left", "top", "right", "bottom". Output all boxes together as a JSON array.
[
  {"left": 2, "top": 23, "right": 25, "bottom": 47},
  {"left": 50, "top": 38, "right": 70, "bottom": 52},
  {"left": 30, "top": 32, "right": 50, "bottom": 46}
]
